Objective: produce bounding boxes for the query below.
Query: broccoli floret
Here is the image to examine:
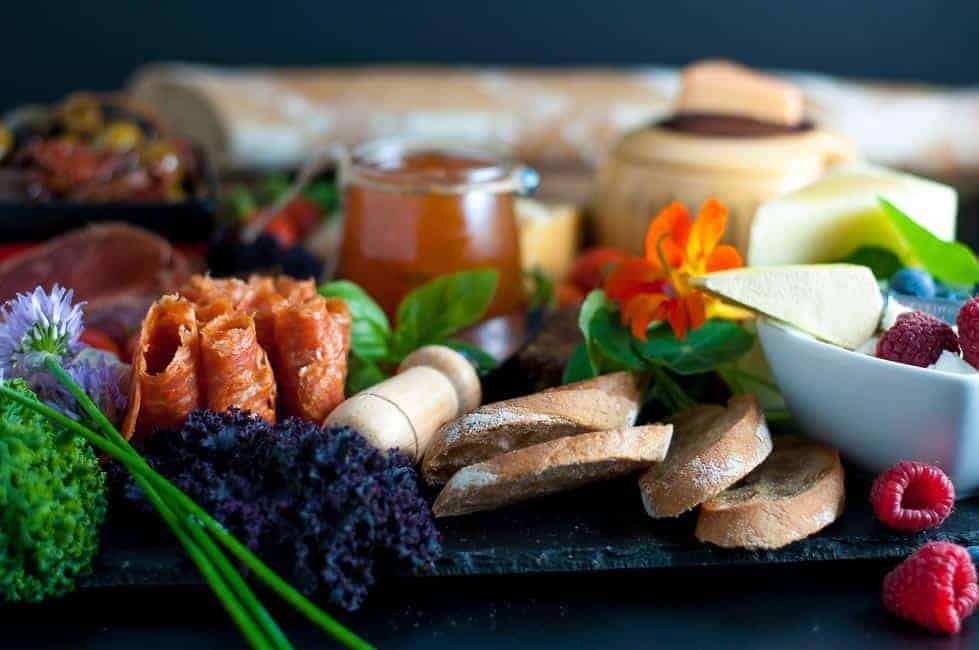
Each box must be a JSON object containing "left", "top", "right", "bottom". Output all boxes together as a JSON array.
[{"left": 0, "top": 379, "right": 106, "bottom": 602}]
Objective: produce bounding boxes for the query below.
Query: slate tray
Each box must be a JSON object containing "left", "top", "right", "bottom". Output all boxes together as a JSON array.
[
  {"left": 82, "top": 467, "right": 979, "bottom": 589},
  {"left": 80, "top": 307, "right": 979, "bottom": 589}
]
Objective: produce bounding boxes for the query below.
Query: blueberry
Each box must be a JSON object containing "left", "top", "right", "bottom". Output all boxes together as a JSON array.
[{"left": 890, "top": 268, "right": 936, "bottom": 299}]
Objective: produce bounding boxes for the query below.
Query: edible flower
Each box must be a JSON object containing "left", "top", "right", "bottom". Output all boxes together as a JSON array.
[
  {"left": 604, "top": 199, "right": 745, "bottom": 340},
  {"left": 0, "top": 285, "right": 128, "bottom": 423}
]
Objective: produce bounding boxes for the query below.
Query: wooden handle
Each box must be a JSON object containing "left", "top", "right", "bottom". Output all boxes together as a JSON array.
[
  {"left": 676, "top": 60, "right": 804, "bottom": 127},
  {"left": 325, "top": 345, "right": 481, "bottom": 462}
]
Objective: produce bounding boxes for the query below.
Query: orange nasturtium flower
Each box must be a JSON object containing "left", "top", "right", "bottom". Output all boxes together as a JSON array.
[{"left": 603, "top": 199, "right": 744, "bottom": 340}]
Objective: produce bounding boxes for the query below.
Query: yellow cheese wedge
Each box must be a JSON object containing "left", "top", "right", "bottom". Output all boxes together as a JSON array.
[
  {"left": 516, "top": 198, "right": 581, "bottom": 280},
  {"left": 691, "top": 264, "right": 882, "bottom": 350},
  {"left": 748, "top": 163, "right": 957, "bottom": 267}
]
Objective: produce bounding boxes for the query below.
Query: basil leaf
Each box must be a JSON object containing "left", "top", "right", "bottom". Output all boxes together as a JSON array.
[
  {"left": 880, "top": 197, "right": 979, "bottom": 284},
  {"left": 392, "top": 269, "right": 498, "bottom": 357},
  {"left": 633, "top": 320, "right": 755, "bottom": 375},
  {"left": 836, "top": 245, "right": 902, "bottom": 280},
  {"left": 563, "top": 343, "right": 598, "bottom": 384},
  {"left": 443, "top": 339, "right": 500, "bottom": 374},
  {"left": 319, "top": 281, "right": 391, "bottom": 361},
  {"left": 345, "top": 352, "right": 388, "bottom": 394}
]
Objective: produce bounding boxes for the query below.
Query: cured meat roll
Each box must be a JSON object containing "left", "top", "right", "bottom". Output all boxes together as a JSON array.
[
  {"left": 122, "top": 295, "right": 203, "bottom": 439},
  {"left": 271, "top": 296, "right": 350, "bottom": 422},
  {"left": 200, "top": 312, "right": 276, "bottom": 422}
]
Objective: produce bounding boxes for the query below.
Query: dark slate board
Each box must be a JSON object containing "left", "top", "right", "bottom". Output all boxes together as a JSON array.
[
  {"left": 81, "top": 468, "right": 979, "bottom": 590},
  {"left": 79, "top": 306, "right": 979, "bottom": 589}
]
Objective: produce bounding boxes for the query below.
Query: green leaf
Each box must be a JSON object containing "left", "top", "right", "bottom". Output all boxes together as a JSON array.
[
  {"left": 524, "top": 267, "right": 556, "bottom": 310},
  {"left": 443, "top": 339, "right": 500, "bottom": 375},
  {"left": 255, "top": 173, "right": 291, "bottom": 204},
  {"left": 836, "top": 246, "right": 902, "bottom": 279},
  {"left": 633, "top": 320, "right": 755, "bottom": 375},
  {"left": 562, "top": 343, "right": 597, "bottom": 384},
  {"left": 319, "top": 280, "right": 391, "bottom": 361},
  {"left": 392, "top": 269, "right": 498, "bottom": 357},
  {"left": 224, "top": 184, "right": 257, "bottom": 220},
  {"left": 303, "top": 179, "right": 339, "bottom": 216},
  {"left": 345, "top": 352, "right": 388, "bottom": 394},
  {"left": 577, "top": 289, "right": 611, "bottom": 375},
  {"left": 880, "top": 197, "right": 979, "bottom": 284},
  {"left": 588, "top": 307, "right": 645, "bottom": 371}
]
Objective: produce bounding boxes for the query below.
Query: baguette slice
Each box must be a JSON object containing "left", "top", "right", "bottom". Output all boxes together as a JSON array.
[
  {"left": 422, "top": 372, "right": 641, "bottom": 485},
  {"left": 639, "top": 394, "right": 772, "bottom": 518},
  {"left": 695, "top": 436, "right": 845, "bottom": 549},
  {"left": 433, "top": 424, "right": 673, "bottom": 517}
]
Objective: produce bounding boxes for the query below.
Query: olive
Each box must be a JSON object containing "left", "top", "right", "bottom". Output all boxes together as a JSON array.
[
  {"left": 56, "top": 94, "right": 104, "bottom": 136},
  {"left": 96, "top": 121, "right": 143, "bottom": 151},
  {"left": 0, "top": 125, "right": 12, "bottom": 161},
  {"left": 140, "top": 139, "right": 183, "bottom": 178}
]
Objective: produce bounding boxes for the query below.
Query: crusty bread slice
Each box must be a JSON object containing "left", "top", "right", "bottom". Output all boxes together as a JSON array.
[
  {"left": 638, "top": 394, "right": 772, "bottom": 518},
  {"left": 432, "top": 424, "right": 672, "bottom": 517},
  {"left": 695, "top": 436, "right": 845, "bottom": 549},
  {"left": 421, "top": 372, "right": 641, "bottom": 485}
]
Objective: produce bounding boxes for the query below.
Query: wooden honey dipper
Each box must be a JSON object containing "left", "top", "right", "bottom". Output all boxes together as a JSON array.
[{"left": 324, "top": 345, "right": 482, "bottom": 462}]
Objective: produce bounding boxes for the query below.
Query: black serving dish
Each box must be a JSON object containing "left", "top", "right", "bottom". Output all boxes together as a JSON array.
[{"left": 0, "top": 98, "right": 219, "bottom": 241}]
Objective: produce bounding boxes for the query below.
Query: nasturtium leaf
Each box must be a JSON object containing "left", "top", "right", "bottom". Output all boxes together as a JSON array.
[
  {"left": 633, "top": 320, "right": 755, "bottom": 375},
  {"left": 588, "top": 307, "right": 646, "bottom": 371},
  {"left": 562, "top": 343, "right": 598, "bottom": 384},
  {"left": 578, "top": 289, "right": 611, "bottom": 375}
]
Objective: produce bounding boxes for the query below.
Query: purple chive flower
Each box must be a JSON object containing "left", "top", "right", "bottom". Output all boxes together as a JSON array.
[
  {"left": 0, "top": 285, "right": 129, "bottom": 423},
  {"left": 0, "top": 285, "right": 84, "bottom": 371}
]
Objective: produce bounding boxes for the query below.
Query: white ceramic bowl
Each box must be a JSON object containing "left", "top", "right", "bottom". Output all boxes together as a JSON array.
[{"left": 757, "top": 318, "right": 979, "bottom": 497}]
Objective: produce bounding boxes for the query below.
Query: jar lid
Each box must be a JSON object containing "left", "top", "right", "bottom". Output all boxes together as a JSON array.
[{"left": 611, "top": 123, "right": 857, "bottom": 175}]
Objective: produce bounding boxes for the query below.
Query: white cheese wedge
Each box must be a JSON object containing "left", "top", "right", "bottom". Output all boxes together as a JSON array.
[
  {"left": 516, "top": 198, "right": 581, "bottom": 280},
  {"left": 691, "top": 264, "right": 883, "bottom": 350},
  {"left": 747, "top": 162, "right": 957, "bottom": 267}
]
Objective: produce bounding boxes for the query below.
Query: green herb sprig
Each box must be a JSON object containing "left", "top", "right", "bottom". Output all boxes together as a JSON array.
[
  {"left": 321, "top": 269, "right": 500, "bottom": 393},
  {"left": 0, "top": 357, "right": 371, "bottom": 650}
]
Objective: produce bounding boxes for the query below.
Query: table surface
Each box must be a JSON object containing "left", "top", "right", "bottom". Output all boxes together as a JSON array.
[{"left": 3, "top": 561, "right": 974, "bottom": 649}]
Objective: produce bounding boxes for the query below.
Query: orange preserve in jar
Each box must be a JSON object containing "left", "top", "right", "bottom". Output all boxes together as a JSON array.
[{"left": 338, "top": 141, "right": 533, "bottom": 319}]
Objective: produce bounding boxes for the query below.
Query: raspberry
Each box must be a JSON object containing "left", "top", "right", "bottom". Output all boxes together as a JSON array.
[
  {"left": 876, "top": 311, "right": 958, "bottom": 368},
  {"left": 956, "top": 297, "right": 979, "bottom": 368},
  {"left": 871, "top": 461, "right": 955, "bottom": 532},
  {"left": 883, "top": 542, "right": 979, "bottom": 635}
]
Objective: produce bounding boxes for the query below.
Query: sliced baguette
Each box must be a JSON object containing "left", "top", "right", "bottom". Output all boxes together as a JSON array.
[
  {"left": 432, "top": 424, "right": 673, "bottom": 517},
  {"left": 421, "top": 372, "right": 641, "bottom": 485},
  {"left": 638, "top": 394, "right": 772, "bottom": 518},
  {"left": 695, "top": 436, "right": 845, "bottom": 549}
]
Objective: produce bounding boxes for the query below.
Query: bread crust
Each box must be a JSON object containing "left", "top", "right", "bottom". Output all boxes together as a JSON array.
[
  {"left": 694, "top": 436, "right": 845, "bottom": 549},
  {"left": 421, "top": 372, "right": 641, "bottom": 485},
  {"left": 638, "top": 394, "right": 772, "bottom": 518},
  {"left": 433, "top": 424, "right": 672, "bottom": 517}
]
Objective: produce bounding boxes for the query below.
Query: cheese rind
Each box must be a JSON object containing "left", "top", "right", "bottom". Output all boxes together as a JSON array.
[
  {"left": 691, "top": 264, "right": 882, "bottom": 350},
  {"left": 748, "top": 162, "right": 957, "bottom": 267}
]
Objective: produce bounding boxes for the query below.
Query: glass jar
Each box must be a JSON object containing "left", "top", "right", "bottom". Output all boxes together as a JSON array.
[{"left": 337, "top": 139, "right": 536, "bottom": 319}]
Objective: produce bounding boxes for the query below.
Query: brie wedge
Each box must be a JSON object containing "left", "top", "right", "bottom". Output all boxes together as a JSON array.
[{"left": 692, "top": 264, "right": 882, "bottom": 350}]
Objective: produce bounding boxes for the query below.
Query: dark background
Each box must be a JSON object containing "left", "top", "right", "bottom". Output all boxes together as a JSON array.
[{"left": 4, "top": 0, "right": 979, "bottom": 112}]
